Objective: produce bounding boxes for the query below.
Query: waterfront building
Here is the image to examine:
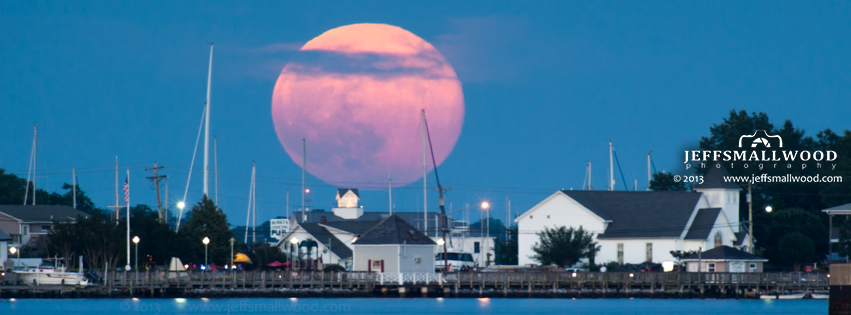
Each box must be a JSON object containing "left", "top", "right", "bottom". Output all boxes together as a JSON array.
[
  {"left": 681, "top": 245, "right": 767, "bottom": 272},
  {"left": 0, "top": 205, "right": 89, "bottom": 254},
  {"left": 351, "top": 214, "right": 436, "bottom": 273},
  {"left": 515, "top": 167, "right": 753, "bottom": 266}
]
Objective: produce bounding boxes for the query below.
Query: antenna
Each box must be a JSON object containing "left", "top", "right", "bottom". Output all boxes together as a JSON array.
[
  {"left": 647, "top": 153, "right": 651, "bottom": 191},
  {"left": 609, "top": 141, "right": 614, "bottom": 191}
]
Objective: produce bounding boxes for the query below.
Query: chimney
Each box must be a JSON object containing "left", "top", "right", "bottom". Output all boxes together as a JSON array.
[{"left": 320, "top": 216, "right": 327, "bottom": 223}]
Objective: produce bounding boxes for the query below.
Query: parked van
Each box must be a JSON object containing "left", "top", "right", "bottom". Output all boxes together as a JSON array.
[{"left": 435, "top": 252, "right": 476, "bottom": 271}]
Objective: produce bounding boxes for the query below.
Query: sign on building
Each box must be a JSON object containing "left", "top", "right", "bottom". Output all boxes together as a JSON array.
[{"left": 270, "top": 219, "right": 289, "bottom": 241}]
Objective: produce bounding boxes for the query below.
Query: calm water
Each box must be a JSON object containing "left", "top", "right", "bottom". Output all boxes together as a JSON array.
[{"left": 0, "top": 298, "right": 827, "bottom": 314}]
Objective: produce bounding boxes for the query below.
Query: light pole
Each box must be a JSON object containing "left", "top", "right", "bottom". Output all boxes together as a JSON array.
[
  {"left": 9, "top": 247, "right": 18, "bottom": 269},
  {"left": 202, "top": 237, "right": 210, "bottom": 271},
  {"left": 229, "top": 237, "right": 235, "bottom": 270},
  {"left": 481, "top": 201, "right": 490, "bottom": 267},
  {"left": 132, "top": 236, "right": 140, "bottom": 271}
]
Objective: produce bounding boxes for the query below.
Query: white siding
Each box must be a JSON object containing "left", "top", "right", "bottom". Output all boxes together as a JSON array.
[
  {"left": 596, "top": 239, "right": 680, "bottom": 264},
  {"left": 516, "top": 193, "right": 607, "bottom": 266},
  {"left": 353, "top": 245, "right": 399, "bottom": 272}
]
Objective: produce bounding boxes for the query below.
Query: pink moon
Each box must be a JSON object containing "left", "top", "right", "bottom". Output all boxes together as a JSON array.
[{"left": 271, "top": 23, "right": 465, "bottom": 188}]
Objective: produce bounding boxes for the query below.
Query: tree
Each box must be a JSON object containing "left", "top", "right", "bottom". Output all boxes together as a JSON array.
[
  {"left": 779, "top": 232, "right": 815, "bottom": 271},
  {"left": 531, "top": 226, "right": 599, "bottom": 267},
  {"left": 753, "top": 208, "right": 826, "bottom": 268},
  {"left": 494, "top": 225, "right": 518, "bottom": 265},
  {"left": 649, "top": 172, "right": 686, "bottom": 191},
  {"left": 48, "top": 210, "right": 123, "bottom": 270},
  {"left": 178, "top": 196, "right": 235, "bottom": 266}
]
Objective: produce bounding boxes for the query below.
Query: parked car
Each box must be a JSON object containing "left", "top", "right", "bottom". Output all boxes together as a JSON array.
[{"left": 565, "top": 267, "right": 589, "bottom": 273}]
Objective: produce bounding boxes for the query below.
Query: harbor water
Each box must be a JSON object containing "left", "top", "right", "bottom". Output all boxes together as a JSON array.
[{"left": 0, "top": 298, "right": 827, "bottom": 314}]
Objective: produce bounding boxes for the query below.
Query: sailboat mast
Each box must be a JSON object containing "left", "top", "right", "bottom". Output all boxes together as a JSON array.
[
  {"left": 24, "top": 124, "right": 37, "bottom": 205},
  {"left": 422, "top": 109, "right": 427, "bottom": 232},
  {"left": 33, "top": 124, "right": 37, "bottom": 205},
  {"left": 302, "top": 138, "right": 306, "bottom": 222},
  {"left": 389, "top": 175, "right": 392, "bottom": 215},
  {"left": 72, "top": 167, "right": 76, "bottom": 209},
  {"left": 252, "top": 163, "right": 256, "bottom": 244},
  {"left": 203, "top": 43, "right": 213, "bottom": 197}
]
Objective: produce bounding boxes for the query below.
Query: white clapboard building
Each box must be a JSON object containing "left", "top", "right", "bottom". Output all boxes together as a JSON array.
[{"left": 515, "top": 167, "right": 752, "bottom": 266}]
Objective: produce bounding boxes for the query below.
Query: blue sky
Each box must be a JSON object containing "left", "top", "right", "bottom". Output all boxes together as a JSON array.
[{"left": 1, "top": 1, "right": 849, "bottom": 228}]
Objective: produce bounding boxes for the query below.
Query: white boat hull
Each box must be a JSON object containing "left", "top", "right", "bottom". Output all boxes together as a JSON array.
[
  {"left": 760, "top": 292, "right": 806, "bottom": 300},
  {"left": 811, "top": 294, "right": 829, "bottom": 299},
  {"left": 16, "top": 271, "right": 89, "bottom": 286}
]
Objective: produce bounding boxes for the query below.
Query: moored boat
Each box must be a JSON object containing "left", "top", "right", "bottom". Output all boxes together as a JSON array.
[
  {"left": 759, "top": 292, "right": 806, "bottom": 300},
  {"left": 13, "top": 257, "right": 90, "bottom": 286}
]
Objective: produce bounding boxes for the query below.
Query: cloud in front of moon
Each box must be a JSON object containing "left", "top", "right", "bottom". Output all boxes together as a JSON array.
[{"left": 271, "top": 23, "right": 465, "bottom": 188}]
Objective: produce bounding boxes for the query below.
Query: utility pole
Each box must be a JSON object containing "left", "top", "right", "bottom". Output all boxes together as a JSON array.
[
  {"left": 145, "top": 163, "right": 167, "bottom": 222},
  {"left": 164, "top": 182, "right": 169, "bottom": 224}
]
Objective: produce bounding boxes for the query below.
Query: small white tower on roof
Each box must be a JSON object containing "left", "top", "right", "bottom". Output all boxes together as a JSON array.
[
  {"left": 333, "top": 188, "right": 363, "bottom": 219},
  {"left": 693, "top": 166, "right": 743, "bottom": 231}
]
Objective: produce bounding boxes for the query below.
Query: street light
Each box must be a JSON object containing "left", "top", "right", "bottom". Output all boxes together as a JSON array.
[
  {"left": 480, "top": 201, "right": 491, "bottom": 267},
  {"left": 229, "top": 237, "right": 235, "bottom": 271},
  {"left": 132, "top": 236, "right": 140, "bottom": 271},
  {"left": 177, "top": 201, "right": 186, "bottom": 210},
  {"left": 765, "top": 206, "right": 773, "bottom": 213},
  {"left": 202, "top": 237, "right": 210, "bottom": 271},
  {"left": 9, "top": 247, "right": 18, "bottom": 269}
]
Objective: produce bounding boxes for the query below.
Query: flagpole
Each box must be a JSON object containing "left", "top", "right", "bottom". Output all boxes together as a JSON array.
[{"left": 126, "top": 168, "right": 131, "bottom": 271}]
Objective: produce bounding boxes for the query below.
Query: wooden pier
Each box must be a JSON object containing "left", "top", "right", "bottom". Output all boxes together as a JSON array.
[{"left": 0, "top": 270, "right": 828, "bottom": 299}]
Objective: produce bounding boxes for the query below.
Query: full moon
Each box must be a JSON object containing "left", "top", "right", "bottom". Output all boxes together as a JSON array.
[{"left": 272, "top": 23, "right": 465, "bottom": 188}]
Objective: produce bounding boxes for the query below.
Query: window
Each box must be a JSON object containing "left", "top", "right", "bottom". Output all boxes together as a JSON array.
[
  {"left": 22, "top": 226, "right": 28, "bottom": 236},
  {"left": 42, "top": 225, "right": 52, "bottom": 231},
  {"left": 726, "top": 192, "right": 738, "bottom": 204},
  {"left": 645, "top": 243, "right": 652, "bottom": 262},
  {"left": 708, "top": 263, "right": 716, "bottom": 272},
  {"left": 749, "top": 263, "right": 757, "bottom": 272},
  {"left": 714, "top": 232, "right": 723, "bottom": 248},
  {"left": 474, "top": 242, "right": 480, "bottom": 253},
  {"left": 547, "top": 215, "right": 550, "bottom": 219},
  {"left": 617, "top": 243, "right": 624, "bottom": 264},
  {"left": 530, "top": 215, "right": 533, "bottom": 219}
]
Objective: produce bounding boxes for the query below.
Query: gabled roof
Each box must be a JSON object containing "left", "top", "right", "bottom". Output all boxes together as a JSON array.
[
  {"left": 684, "top": 208, "right": 722, "bottom": 240},
  {"left": 734, "top": 231, "right": 748, "bottom": 246},
  {"left": 298, "top": 223, "right": 354, "bottom": 259},
  {"left": 0, "top": 229, "right": 11, "bottom": 241},
  {"left": 320, "top": 221, "right": 381, "bottom": 235},
  {"left": 293, "top": 211, "right": 487, "bottom": 237},
  {"left": 559, "top": 190, "right": 703, "bottom": 239},
  {"left": 682, "top": 245, "right": 767, "bottom": 261},
  {"left": 823, "top": 202, "right": 851, "bottom": 214},
  {"left": 336, "top": 188, "right": 359, "bottom": 198},
  {"left": 0, "top": 205, "right": 89, "bottom": 223},
  {"left": 353, "top": 214, "right": 436, "bottom": 245},
  {"left": 693, "top": 166, "right": 742, "bottom": 190}
]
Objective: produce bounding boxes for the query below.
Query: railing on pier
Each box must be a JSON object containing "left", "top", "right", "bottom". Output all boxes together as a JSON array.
[{"left": 0, "top": 270, "right": 829, "bottom": 290}]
